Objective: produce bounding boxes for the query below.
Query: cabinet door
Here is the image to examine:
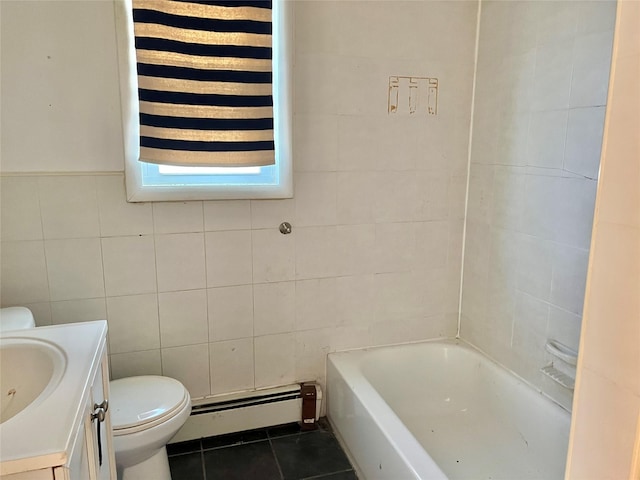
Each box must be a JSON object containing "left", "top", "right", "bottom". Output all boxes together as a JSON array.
[
  {"left": 63, "top": 411, "right": 92, "bottom": 480},
  {"left": 87, "top": 353, "right": 116, "bottom": 480}
]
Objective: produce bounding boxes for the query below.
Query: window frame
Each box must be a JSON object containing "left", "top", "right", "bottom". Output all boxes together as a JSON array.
[{"left": 114, "top": 0, "right": 293, "bottom": 202}]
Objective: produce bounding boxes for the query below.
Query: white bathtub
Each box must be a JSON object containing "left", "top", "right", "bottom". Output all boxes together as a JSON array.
[{"left": 327, "top": 339, "right": 571, "bottom": 480}]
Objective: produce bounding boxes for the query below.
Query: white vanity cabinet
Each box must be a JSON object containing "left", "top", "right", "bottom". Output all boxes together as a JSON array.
[
  {"left": 58, "top": 347, "right": 116, "bottom": 480},
  {"left": 0, "top": 322, "right": 116, "bottom": 480}
]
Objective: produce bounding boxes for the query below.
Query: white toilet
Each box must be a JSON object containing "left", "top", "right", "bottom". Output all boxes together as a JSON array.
[{"left": 0, "top": 307, "right": 191, "bottom": 480}]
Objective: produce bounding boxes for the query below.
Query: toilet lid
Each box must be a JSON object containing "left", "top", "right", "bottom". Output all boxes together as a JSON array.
[{"left": 110, "top": 376, "right": 188, "bottom": 431}]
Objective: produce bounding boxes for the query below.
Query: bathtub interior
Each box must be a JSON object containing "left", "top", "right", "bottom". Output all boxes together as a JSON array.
[{"left": 329, "top": 340, "right": 571, "bottom": 480}]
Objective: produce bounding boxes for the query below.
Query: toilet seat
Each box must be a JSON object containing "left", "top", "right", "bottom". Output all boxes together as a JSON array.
[{"left": 110, "top": 376, "right": 190, "bottom": 436}]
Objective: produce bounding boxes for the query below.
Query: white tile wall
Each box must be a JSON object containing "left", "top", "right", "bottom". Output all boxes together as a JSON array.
[
  {"left": 158, "top": 289, "right": 208, "bottom": 348},
  {"left": 110, "top": 349, "right": 162, "bottom": 379},
  {"left": 254, "top": 333, "right": 296, "bottom": 389},
  {"left": 105, "top": 294, "right": 160, "bottom": 354},
  {"left": 39, "top": 176, "right": 100, "bottom": 239},
  {"left": 461, "top": 0, "right": 616, "bottom": 406},
  {"left": 0, "top": 240, "right": 50, "bottom": 304},
  {"left": 208, "top": 285, "right": 253, "bottom": 342},
  {"left": 51, "top": 298, "right": 107, "bottom": 325},
  {"left": 96, "top": 176, "right": 154, "bottom": 237},
  {"left": 0, "top": 0, "right": 477, "bottom": 401},
  {"left": 161, "top": 344, "right": 210, "bottom": 398},
  {"left": 253, "top": 281, "right": 295, "bottom": 336},
  {"left": 204, "top": 200, "right": 251, "bottom": 232},
  {"left": 251, "top": 228, "right": 295, "bottom": 283},
  {"left": 0, "top": 177, "right": 42, "bottom": 241},
  {"left": 209, "top": 338, "right": 255, "bottom": 395},
  {"left": 101, "top": 235, "right": 156, "bottom": 296},
  {"left": 153, "top": 202, "right": 204, "bottom": 234},
  {"left": 205, "top": 230, "right": 253, "bottom": 288},
  {"left": 45, "top": 238, "right": 105, "bottom": 301},
  {"left": 155, "top": 233, "right": 206, "bottom": 292}
]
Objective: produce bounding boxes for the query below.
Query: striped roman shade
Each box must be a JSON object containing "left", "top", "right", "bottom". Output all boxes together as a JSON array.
[{"left": 132, "top": 0, "right": 275, "bottom": 167}]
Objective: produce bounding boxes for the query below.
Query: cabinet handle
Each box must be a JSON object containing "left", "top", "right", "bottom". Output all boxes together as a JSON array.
[
  {"left": 94, "top": 399, "right": 109, "bottom": 413},
  {"left": 91, "top": 407, "right": 106, "bottom": 423},
  {"left": 91, "top": 403, "right": 107, "bottom": 466}
]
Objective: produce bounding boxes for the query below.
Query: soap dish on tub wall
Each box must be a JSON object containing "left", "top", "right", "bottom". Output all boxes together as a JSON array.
[{"left": 541, "top": 340, "right": 578, "bottom": 390}]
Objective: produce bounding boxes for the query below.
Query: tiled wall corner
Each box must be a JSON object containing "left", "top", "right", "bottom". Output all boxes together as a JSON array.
[{"left": 461, "top": 0, "right": 617, "bottom": 409}]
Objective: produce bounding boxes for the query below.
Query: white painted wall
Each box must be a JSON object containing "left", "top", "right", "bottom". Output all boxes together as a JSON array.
[{"left": 1, "top": 1, "right": 124, "bottom": 172}]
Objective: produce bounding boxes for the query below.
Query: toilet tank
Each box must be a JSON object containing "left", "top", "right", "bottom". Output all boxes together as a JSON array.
[{"left": 0, "top": 306, "right": 36, "bottom": 331}]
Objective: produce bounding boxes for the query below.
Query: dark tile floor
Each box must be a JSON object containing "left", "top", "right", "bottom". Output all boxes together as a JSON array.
[{"left": 167, "top": 418, "right": 358, "bottom": 480}]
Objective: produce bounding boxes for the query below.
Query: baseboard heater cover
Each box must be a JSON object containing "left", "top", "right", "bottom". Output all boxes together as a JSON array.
[{"left": 170, "top": 383, "right": 322, "bottom": 443}]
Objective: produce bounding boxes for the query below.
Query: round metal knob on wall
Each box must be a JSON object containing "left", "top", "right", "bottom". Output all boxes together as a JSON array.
[{"left": 279, "top": 222, "right": 292, "bottom": 234}]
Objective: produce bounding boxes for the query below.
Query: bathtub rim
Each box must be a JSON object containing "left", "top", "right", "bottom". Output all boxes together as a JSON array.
[
  {"left": 327, "top": 336, "right": 572, "bottom": 479},
  {"left": 329, "top": 336, "right": 572, "bottom": 414}
]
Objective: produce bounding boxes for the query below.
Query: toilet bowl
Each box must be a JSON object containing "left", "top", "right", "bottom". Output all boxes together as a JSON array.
[
  {"left": 111, "top": 376, "right": 191, "bottom": 480},
  {"left": 0, "top": 307, "right": 191, "bottom": 480}
]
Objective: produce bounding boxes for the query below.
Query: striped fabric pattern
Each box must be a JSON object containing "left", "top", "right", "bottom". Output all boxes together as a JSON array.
[{"left": 133, "top": 0, "right": 275, "bottom": 167}]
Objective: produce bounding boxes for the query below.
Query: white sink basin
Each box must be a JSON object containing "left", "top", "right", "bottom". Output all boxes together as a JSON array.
[
  {"left": 0, "top": 321, "right": 107, "bottom": 476},
  {"left": 0, "top": 338, "right": 66, "bottom": 424}
]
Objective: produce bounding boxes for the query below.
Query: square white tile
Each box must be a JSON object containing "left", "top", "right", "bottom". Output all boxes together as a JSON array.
[
  {"left": 293, "top": 114, "right": 338, "bottom": 172},
  {"left": 158, "top": 289, "right": 208, "bottom": 348},
  {"left": 155, "top": 233, "right": 206, "bottom": 292},
  {"left": 253, "top": 281, "right": 296, "bottom": 336},
  {"left": 106, "top": 293, "right": 160, "bottom": 354},
  {"left": 203, "top": 200, "right": 251, "bottom": 231},
  {"left": 375, "top": 223, "right": 416, "bottom": 274},
  {"left": 517, "top": 237, "right": 553, "bottom": 301},
  {"left": 336, "top": 171, "right": 377, "bottom": 225},
  {"left": 295, "top": 278, "right": 337, "bottom": 331},
  {"left": 153, "top": 201, "right": 203, "bottom": 234},
  {"left": 1, "top": 176, "right": 43, "bottom": 241},
  {"left": 414, "top": 170, "right": 451, "bottom": 222},
  {"left": 550, "top": 243, "right": 590, "bottom": 315},
  {"left": 413, "top": 221, "right": 449, "bottom": 270},
  {"left": 294, "top": 328, "right": 333, "bottom": 384},
  {"left": 39, "top": 176, "right": 100, "bottom": 239},
  {"left": 251, "top": 228, "right": 295, "bottom": 283},
  {"left": 373, "top": 172, "right": 418, "bottom": 223},
  {"left": 335, "top": 275, "right": 375, "bottom": 326},
  {"left": 45, "top": 238, "right": 105, "bottom": 301},
  {"left": 526, "top": 109, "right": 569, "bottom": 169},
  {"left": 294, "top": 172, "right": 337, "bottom": 227},
  {"left": 161, "top": 344, "right": 211, "bottom": 398},
  {"left": 250, "top": 199, "right": 295, "bottom": 230},
  {"left": 0, "top": 240, "right": 50, "bottom": 304},
  {"left": 208, "top": 285, "right": 253, "bottom": 341},
  {"left": 294, "top": 226, "right": 337, "bottom": 279},
  {"left": 334, "top": 224, "right": 376, "bottom": 277},
  {"left": 96, "top": 175, "right": 153, "bottom": 237},
  {"left": 205, "top": 231, "right": 253, "bottom": 287},
  {"left": 102, "top": 235, "right": 157, "bottom": 297},
  {"left": 254, "top": 333, "right": 296, "bottom": 389},
  {"left": 531, "top": 40, "right": 574, "bottom": 111},
  {"left": 210, "top": 338, "right": 255, "bottom": 395}
]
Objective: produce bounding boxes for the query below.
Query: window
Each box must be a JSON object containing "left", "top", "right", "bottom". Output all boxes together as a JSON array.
[{"left": 114, "top": 0, "right": 292, "bottom": 201}]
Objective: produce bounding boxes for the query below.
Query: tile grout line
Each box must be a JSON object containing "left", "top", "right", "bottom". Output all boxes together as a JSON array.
[
  {"left": 268, "top": 435, "right": 286, "bottom": 480},
  {"left": 301, "top": 468, "right": 355, "bottom": 480}
]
